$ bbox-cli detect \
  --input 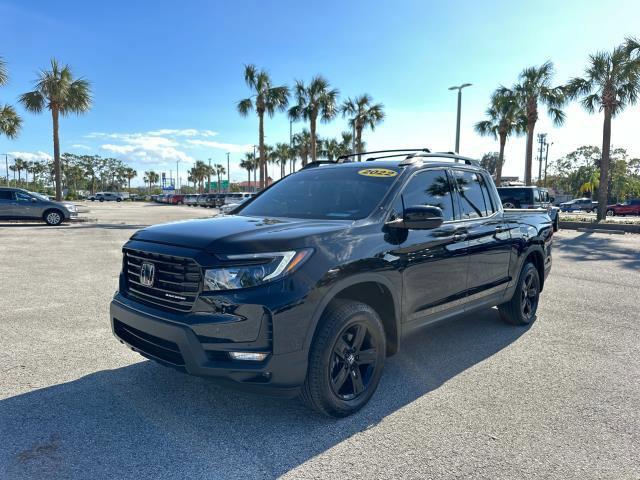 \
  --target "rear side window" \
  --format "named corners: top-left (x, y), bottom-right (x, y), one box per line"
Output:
top-left (0, 191), bottom-right (13, 200)
top-left (451, 170), bottom-right (491, 218)
top-left (401, 169), bottom-right (455, 221)
top-left (497, 188), bottom-right (531, 203)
